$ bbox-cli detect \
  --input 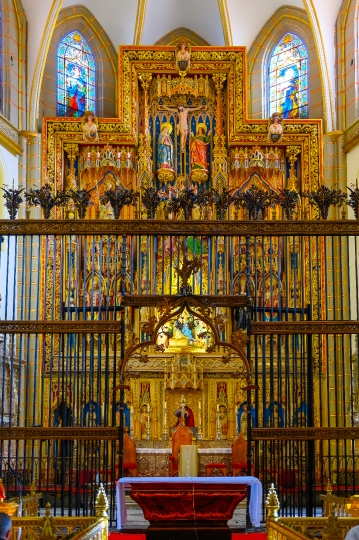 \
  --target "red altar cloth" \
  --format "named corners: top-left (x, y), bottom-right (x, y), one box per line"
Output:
top-left (129, 481), bottom-right (246, 522)
top-left (117, 476), bottom-right (262, 529)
